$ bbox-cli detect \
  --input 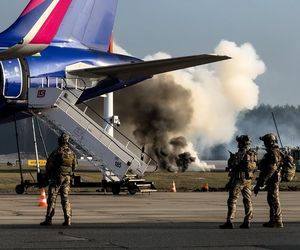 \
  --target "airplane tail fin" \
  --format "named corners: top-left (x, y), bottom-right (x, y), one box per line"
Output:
top-left (53, 0), bottom-right (118, 52)
top-left (0, 0), bottom-right (72, 46)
